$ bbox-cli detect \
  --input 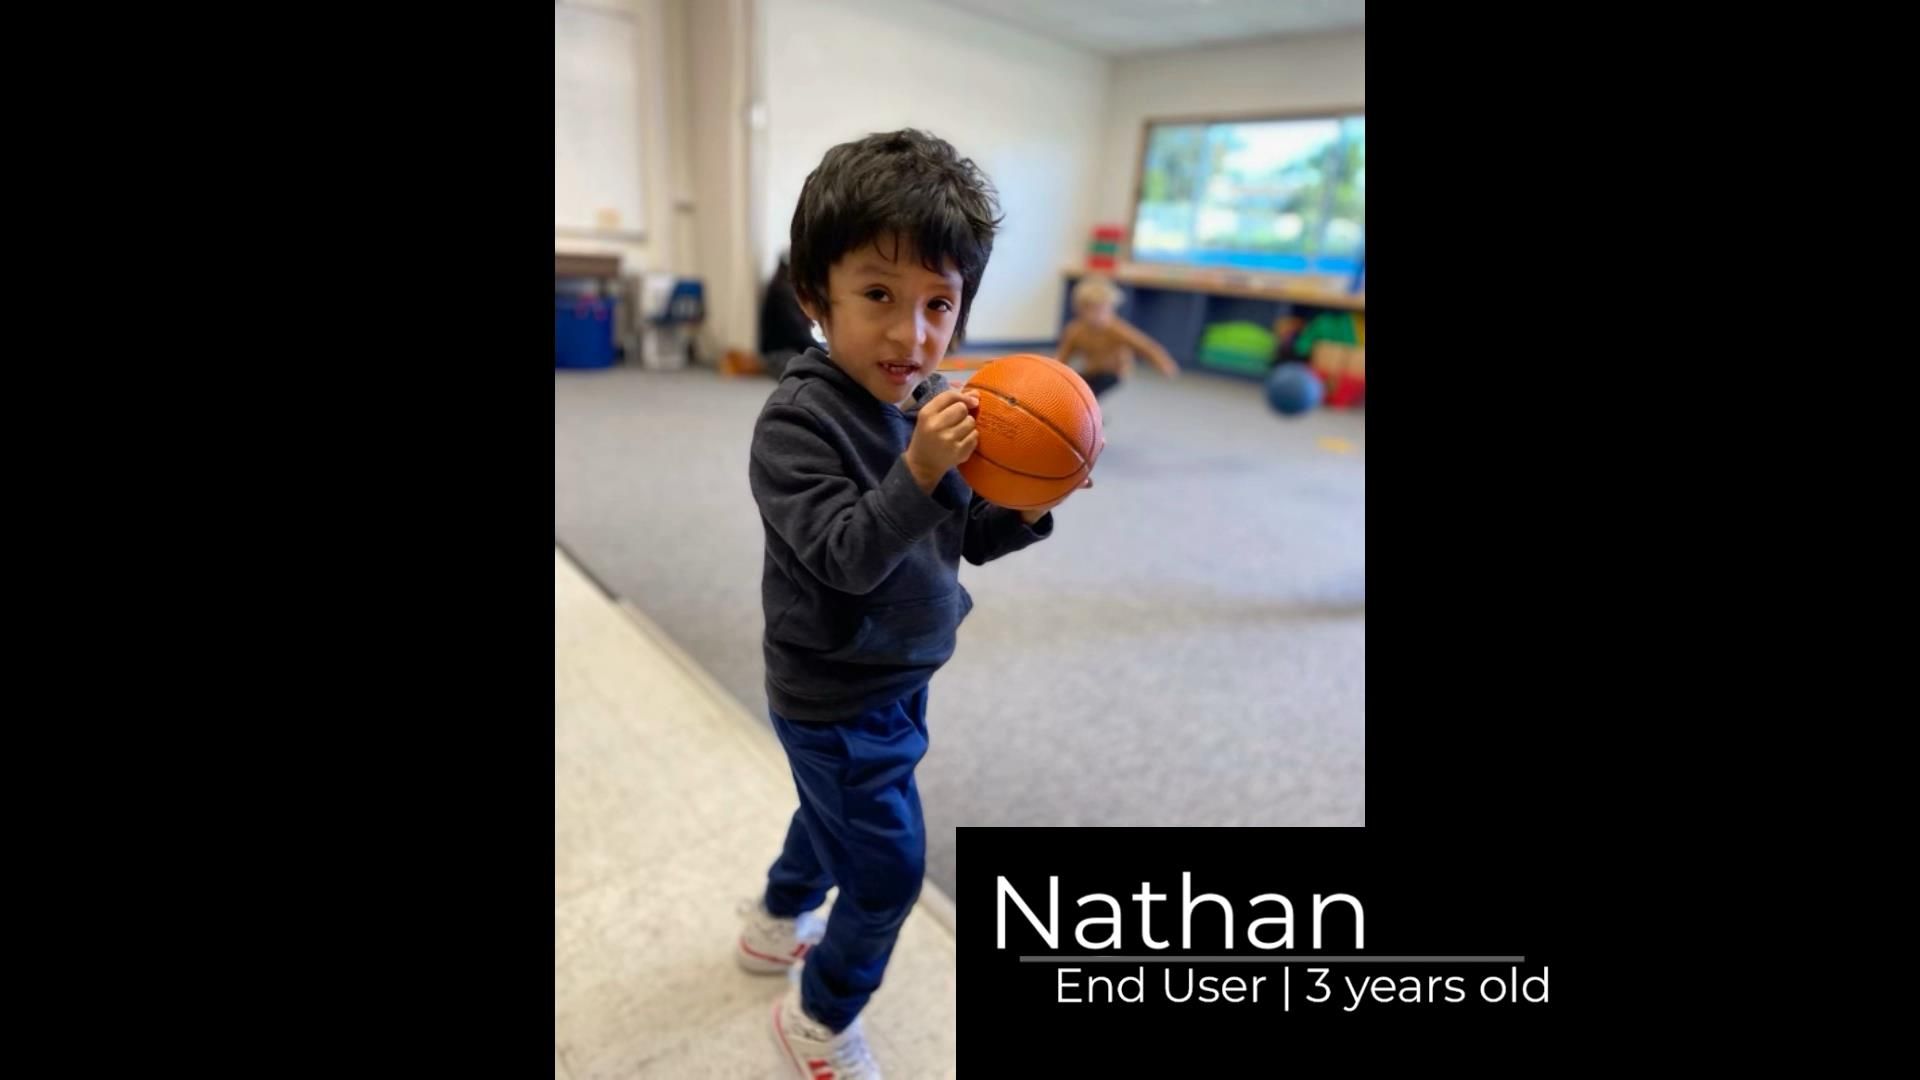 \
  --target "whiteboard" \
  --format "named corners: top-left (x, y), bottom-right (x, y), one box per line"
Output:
top-left (555, 2), bottom-right (646, 238)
